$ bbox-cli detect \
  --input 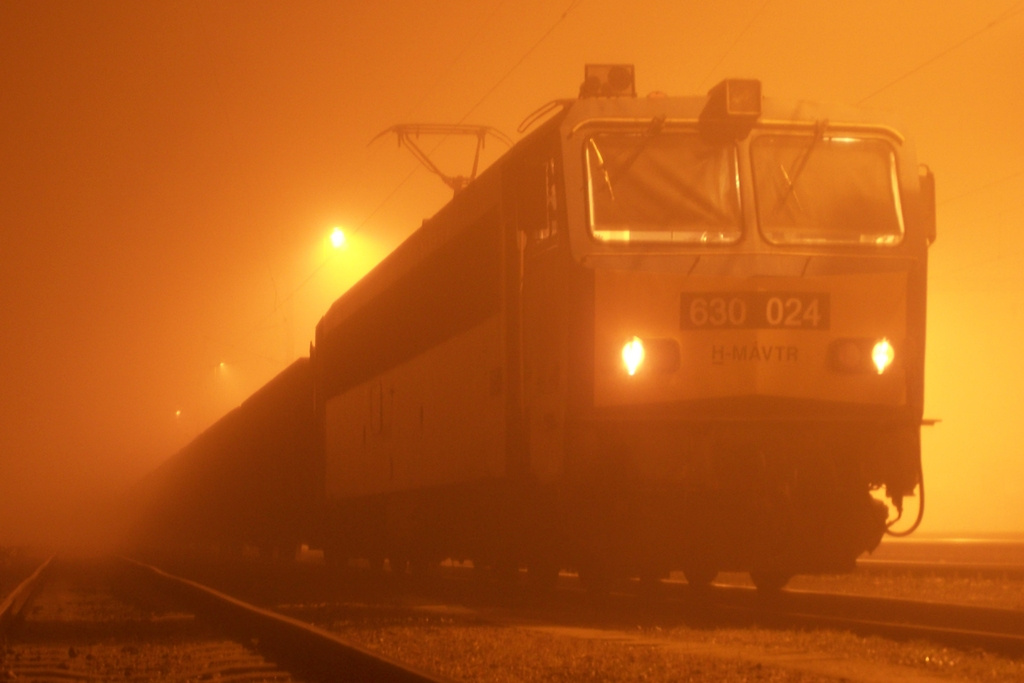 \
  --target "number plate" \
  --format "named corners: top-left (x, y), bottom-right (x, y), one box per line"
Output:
top-left (680, 292), bottom-right (830, 330)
